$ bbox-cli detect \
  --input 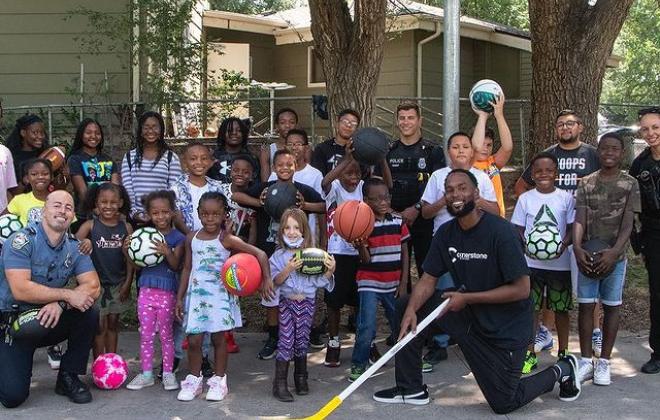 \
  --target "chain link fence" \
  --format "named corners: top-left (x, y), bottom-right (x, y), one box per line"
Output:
top-left (0, 96), bottom-right (649, 165)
